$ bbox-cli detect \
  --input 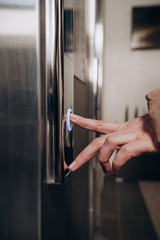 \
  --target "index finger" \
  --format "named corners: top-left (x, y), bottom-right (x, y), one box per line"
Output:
top-left (70, 114), bottom-right (118, 134)
top-left (69, 135), bottom-right (106, 171)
